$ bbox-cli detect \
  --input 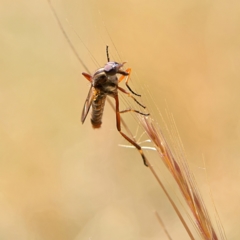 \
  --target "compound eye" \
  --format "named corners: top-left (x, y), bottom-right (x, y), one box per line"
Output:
top-left (104, 62), bottom-right (118, 74)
